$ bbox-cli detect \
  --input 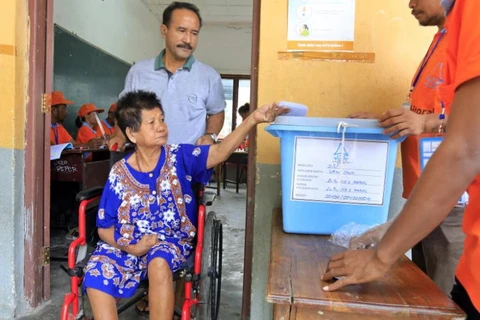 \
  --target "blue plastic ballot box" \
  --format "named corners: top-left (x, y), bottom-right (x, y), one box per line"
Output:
top-left (265, 116), bottom-right (404, 235)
